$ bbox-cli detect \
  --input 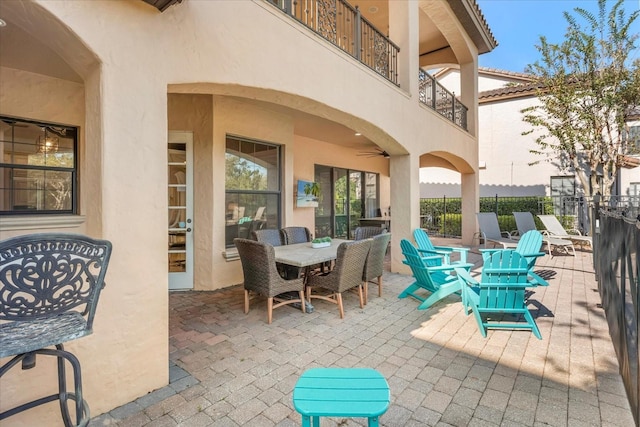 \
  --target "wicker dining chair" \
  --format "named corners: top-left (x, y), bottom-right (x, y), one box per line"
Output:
top-left (234, 238), bottom-right (305, 324)
top-left (280, 226), bottom-right (312, 245)
top-left (362, 232), bottom-right (391, 303)
top-left (354, 226), bottom-right (384, 241)
top-left (306, 239), bottom-right (372, 318)
top-left (281, 226), bottom-right (323, 278)
top-left (251, 228), bottom-right (287, 277)
top-left (251, 229), bottom-right (283, 246)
